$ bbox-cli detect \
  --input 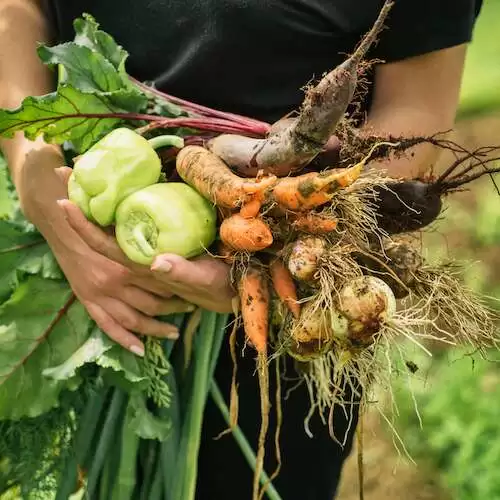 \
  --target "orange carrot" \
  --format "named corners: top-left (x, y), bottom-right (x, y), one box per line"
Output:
top-left (272, 163), bottom-right (362, 211)
top-left (238, 266), bottom-right (270, 354)
top-left (240, 196), bottom-right (264, 218)
top-left (220, 214), bottom-right (273, 252)
top-left (291, 212), bottom-right (338, 234)
top-left (176, 145), bottom-right (276, 210)
top-left (269, 259), bottom-right (301, 319)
